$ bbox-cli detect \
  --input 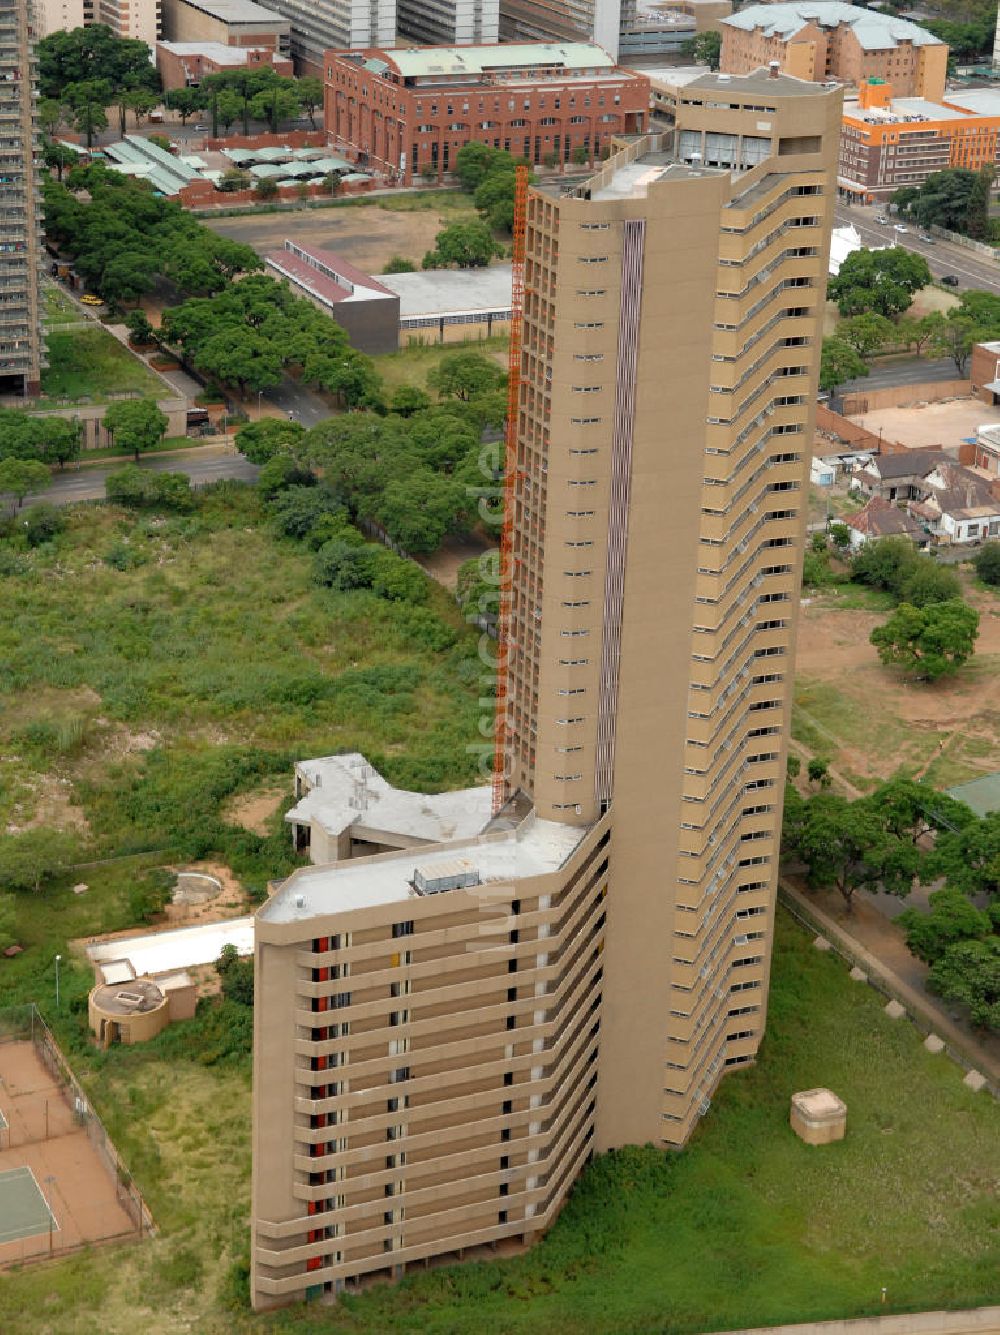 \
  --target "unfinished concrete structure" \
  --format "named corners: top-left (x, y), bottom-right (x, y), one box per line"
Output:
top-left (252, 68), bottom-right (839, 1309)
